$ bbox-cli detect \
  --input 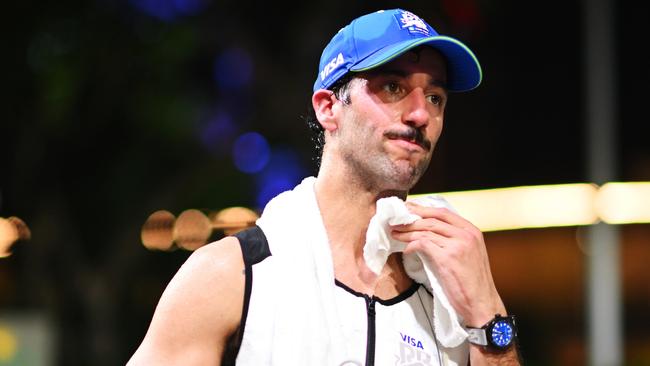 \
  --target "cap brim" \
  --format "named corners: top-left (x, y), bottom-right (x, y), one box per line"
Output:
top-left (350, 36), bottom-right (482, 92)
